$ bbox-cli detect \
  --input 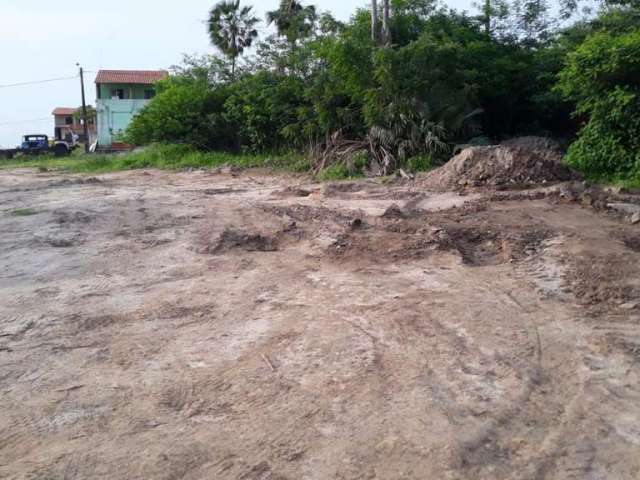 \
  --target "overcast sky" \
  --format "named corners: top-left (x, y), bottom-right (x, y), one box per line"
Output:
top-left (0, 0), bottom-right (473, 147)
